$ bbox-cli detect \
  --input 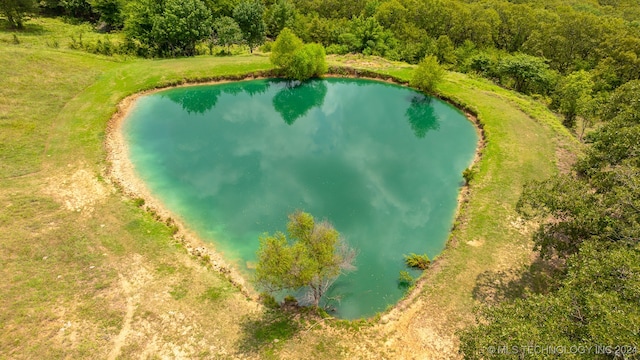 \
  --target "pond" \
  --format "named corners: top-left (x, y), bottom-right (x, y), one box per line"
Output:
top-left (123, 78), bottom-right (478, 319)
